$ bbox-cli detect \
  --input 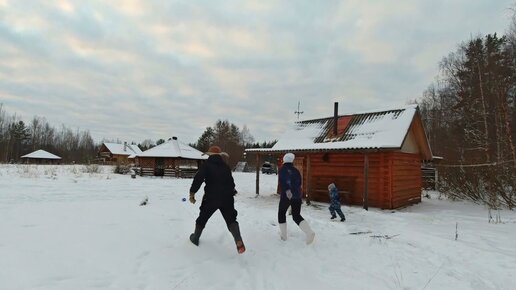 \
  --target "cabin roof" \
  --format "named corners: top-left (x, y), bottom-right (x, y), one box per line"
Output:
top-left (21, 149), bottom-right (61, 159)
top-left (247, 104), bottom-right (432, 160)
top-left (137, 137), bottom-right (208, 160)
top-left (103, 143), bottom-right (142, 156)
